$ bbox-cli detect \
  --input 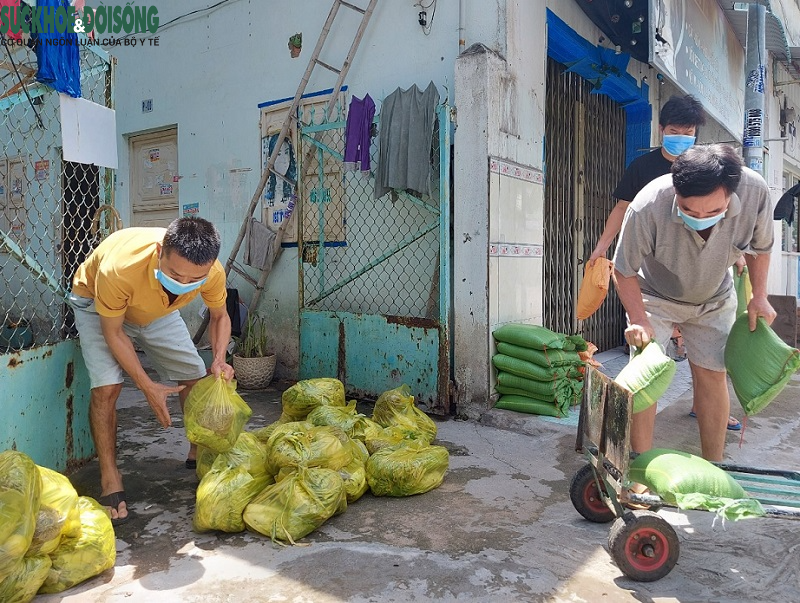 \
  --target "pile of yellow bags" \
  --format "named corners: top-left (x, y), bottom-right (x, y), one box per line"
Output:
top-left (187, 377), bottom-right (449, 544)
top-left (0, 450), bottom-right (115, 602)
